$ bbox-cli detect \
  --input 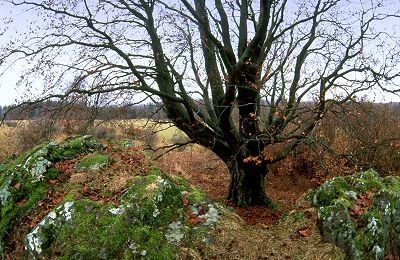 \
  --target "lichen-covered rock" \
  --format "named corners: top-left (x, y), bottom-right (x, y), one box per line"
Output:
top-left (309, 169), bottom-right (400, 259)
top-left (0, 135), bottom-right (103, 258)
top-left (23, 171), bottom-right (220, 259)
top-left (25, 201), bottom-right (75, 258)
top-left (75, 153), bottom-right (111, 170)
top-left (121, 171), bottom-right (184, 226)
